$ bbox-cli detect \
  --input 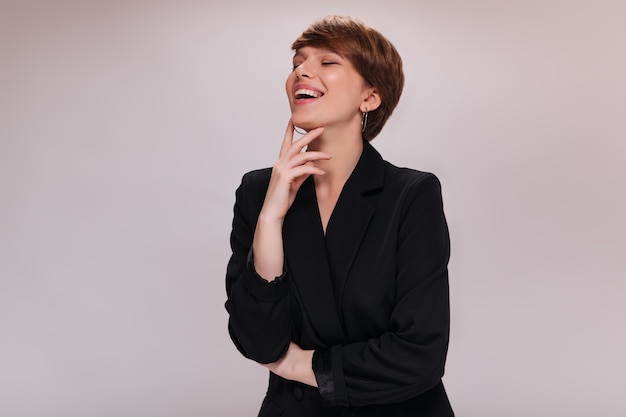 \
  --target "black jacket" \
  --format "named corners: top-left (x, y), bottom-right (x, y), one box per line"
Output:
top-left (225, 141), bottom-right (454, 416)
